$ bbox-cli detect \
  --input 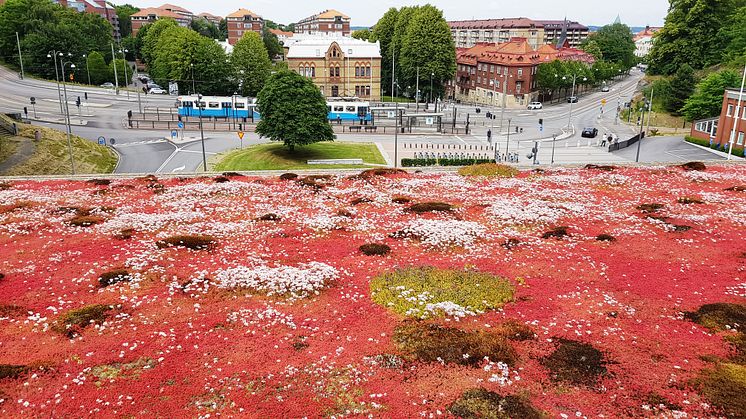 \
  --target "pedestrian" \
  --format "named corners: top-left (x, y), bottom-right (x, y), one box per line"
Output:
top-left (337, 115), bottom-right (342, 125)
top-left (601, 137), bottom-right (607, 147)
top-left (487, 129), bottom-right (492, 143)
top-left (607, 134), bottom-right (613, 145)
